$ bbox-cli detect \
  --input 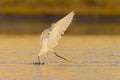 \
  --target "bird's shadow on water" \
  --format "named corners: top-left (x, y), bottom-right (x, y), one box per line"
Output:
top-left (0, 61), bottom-right (45, 66)
top-left (1, 61), bottom-right (120, 66)
top-left (0, 61), bottom-right (84, 66)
